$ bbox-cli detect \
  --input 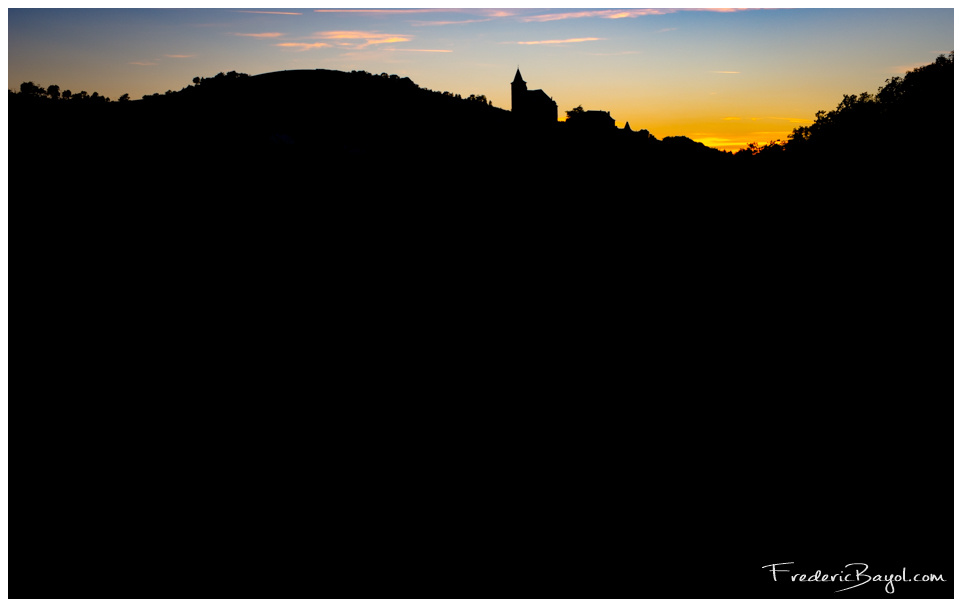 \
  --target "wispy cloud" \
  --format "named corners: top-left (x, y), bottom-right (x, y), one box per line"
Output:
top-left (385, 48), bottom-right (453, 53)
top-left (411, 18), bottom-right (493, 26)
top-left (233, 11), bottom-right (302, 16)
top-left (128, 61), bottom-right (158, 66)
top-left (516, 37), bottom-right (604, 45)
top-left (521, 8), bottom-right (773, 22)
top-left (275, 42), bottom-right (332, 51)
top-left (313, 30), bottom-right (412, 49)
top-left (314, 8), bottom-right (516, 17)
top-left (690, 136), bottom-right (747, 151)
top-left (657, 28), bottom-right (678, 33)
top-left (409, 8), bottom-right (519, 25)
top-left (520, 9), bottom-right (663, 22)
top-left (767, 117), bottom-right (811, 124)
top-left (232, 32), bottom-right (285, 38)
top-left (888, 62), bottom-right (931, 74)
top-left (484, 10), bottom-right (517, 18)
top-left (314, 9), bottom-right (444, 15)
top-left (164, 54), bottom-right (195, 59)
top-left (589, 51), bottom-right (640, 56)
